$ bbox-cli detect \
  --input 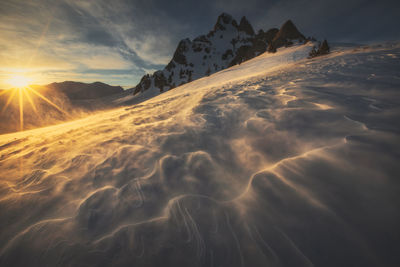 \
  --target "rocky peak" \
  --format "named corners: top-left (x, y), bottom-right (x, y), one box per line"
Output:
top-left (133, 14), bottom-right (317, 97)
top-left (172, 38), bottom-right (191, 65)
top-left (256, 28), bottom-right (279, 43)
top-left (238, 16), bottom-right (255, 35)
top-left (309, 39), bottom-right (330, 58)
top-left (268, 19), bottom-right (306, 52)
top-left (276, 20), bottom-right (305, 40)
top-left (213, 13), bottom-right (237, 31)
